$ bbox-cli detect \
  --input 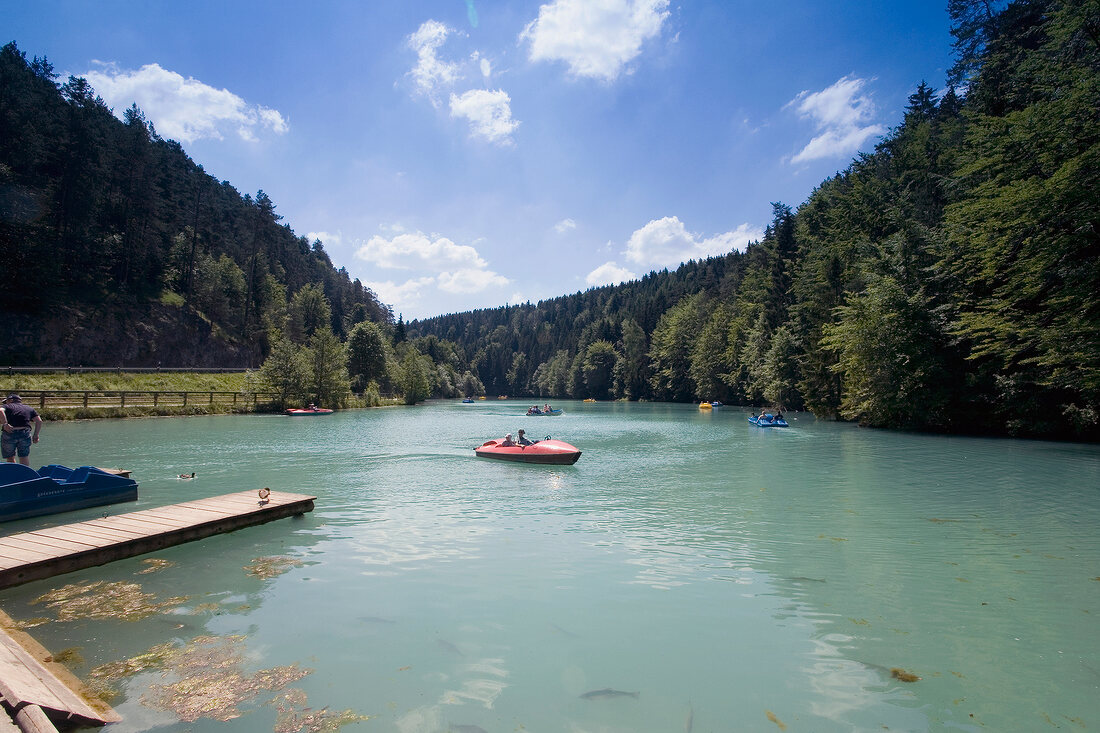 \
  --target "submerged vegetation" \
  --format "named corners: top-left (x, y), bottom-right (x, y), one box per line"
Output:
top-left (32, 581), bottom-right (189, 622)
top-left (86, 635), bottom-right (368, 728)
